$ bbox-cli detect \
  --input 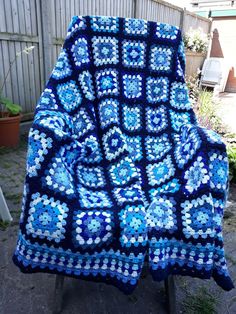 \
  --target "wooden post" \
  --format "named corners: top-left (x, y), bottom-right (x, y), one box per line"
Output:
top-left (165, 275), bottom-right (177, 314)
top-left (53, 275), bottom-right (65, 314)
top-left (179, 7), bottom-right (186, 33)
top-left (206, 17), bottom-right (213, 60)
top-left (40, 0), bottom-right (53, 82)
top-left (133, 0), bottom-right (138, 18)
top-left (35, 0), bottom-right (45, 90)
